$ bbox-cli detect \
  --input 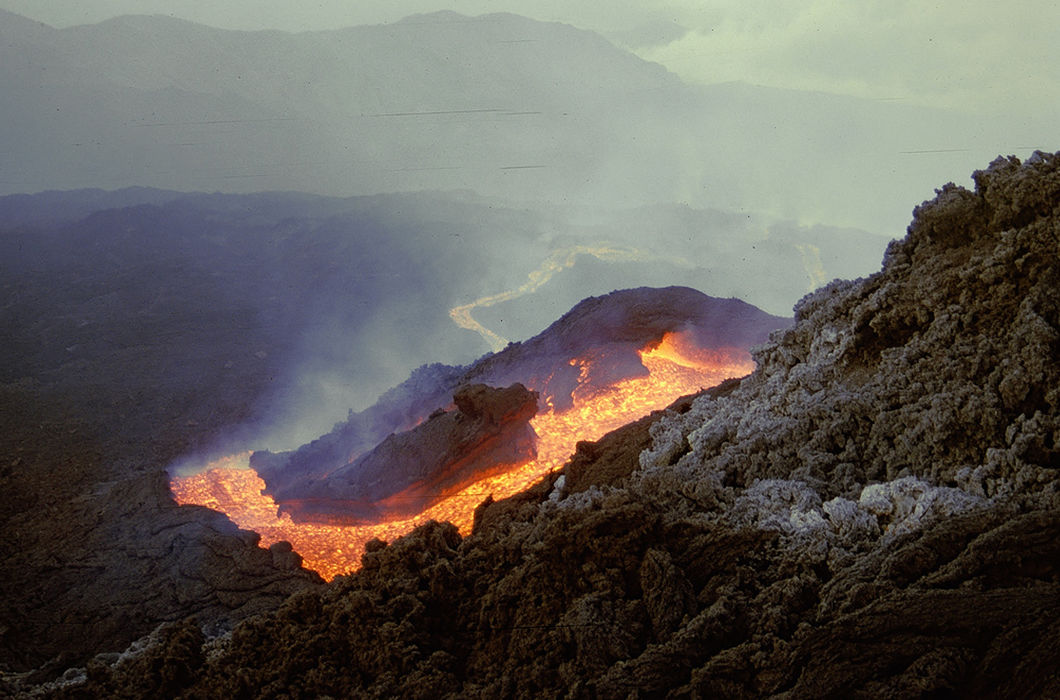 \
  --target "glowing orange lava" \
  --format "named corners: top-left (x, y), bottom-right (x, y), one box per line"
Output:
top-left (169, 332), bottom-right (753, 580)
